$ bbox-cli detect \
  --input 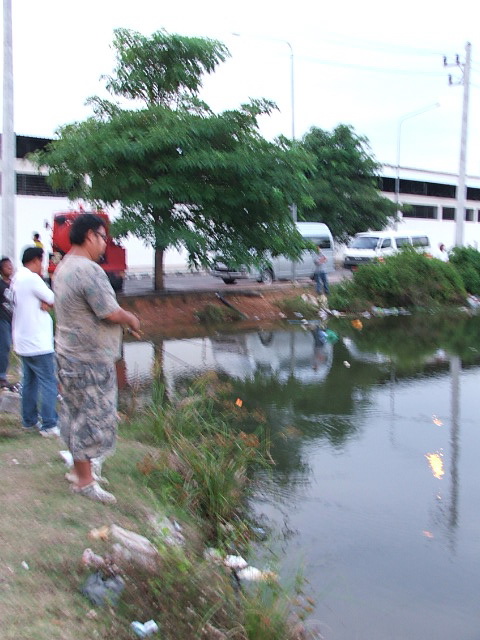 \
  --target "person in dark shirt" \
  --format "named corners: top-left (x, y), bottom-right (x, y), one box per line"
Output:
top-left (0, 257), bottom-right (14, 388)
